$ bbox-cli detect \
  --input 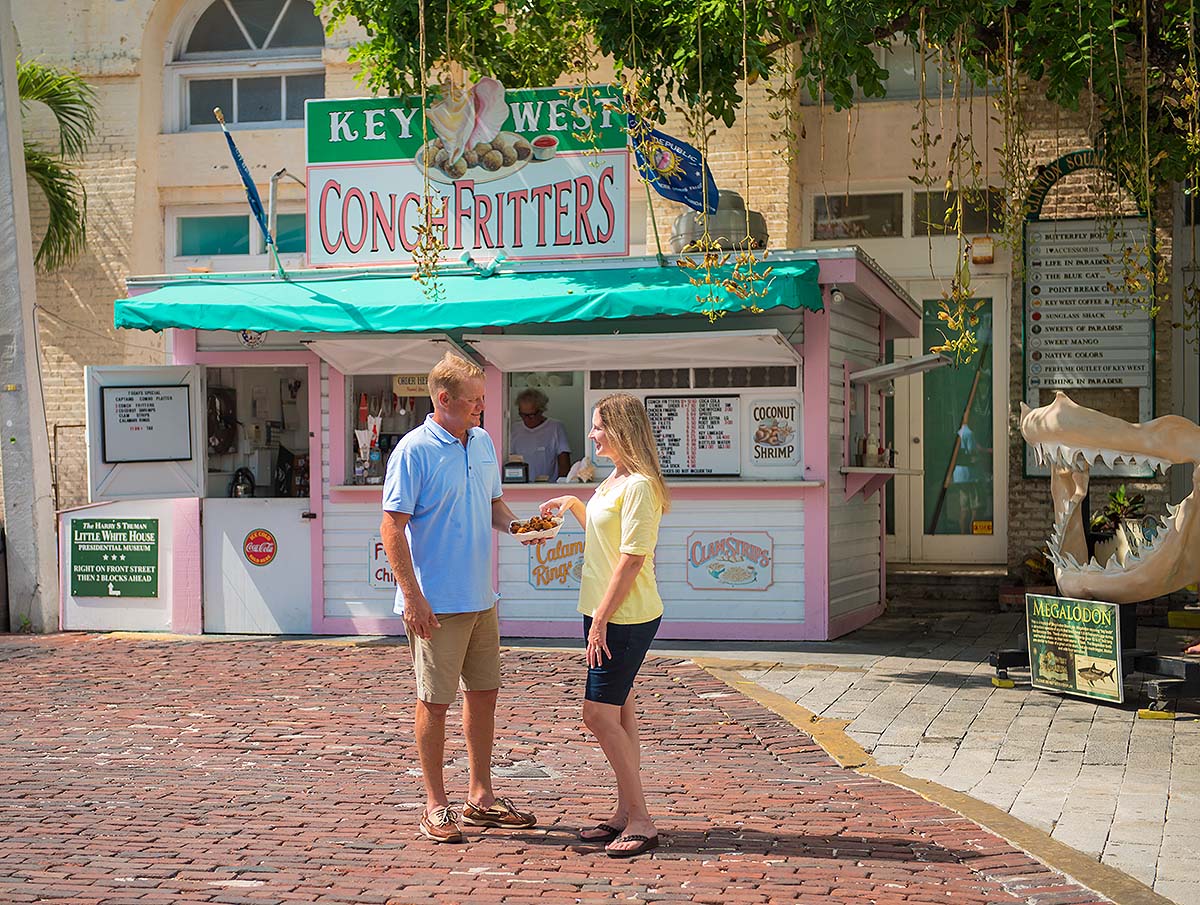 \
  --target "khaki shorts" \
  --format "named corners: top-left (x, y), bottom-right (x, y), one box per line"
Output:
top-left (409, 604), bottom-right (501, 704)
